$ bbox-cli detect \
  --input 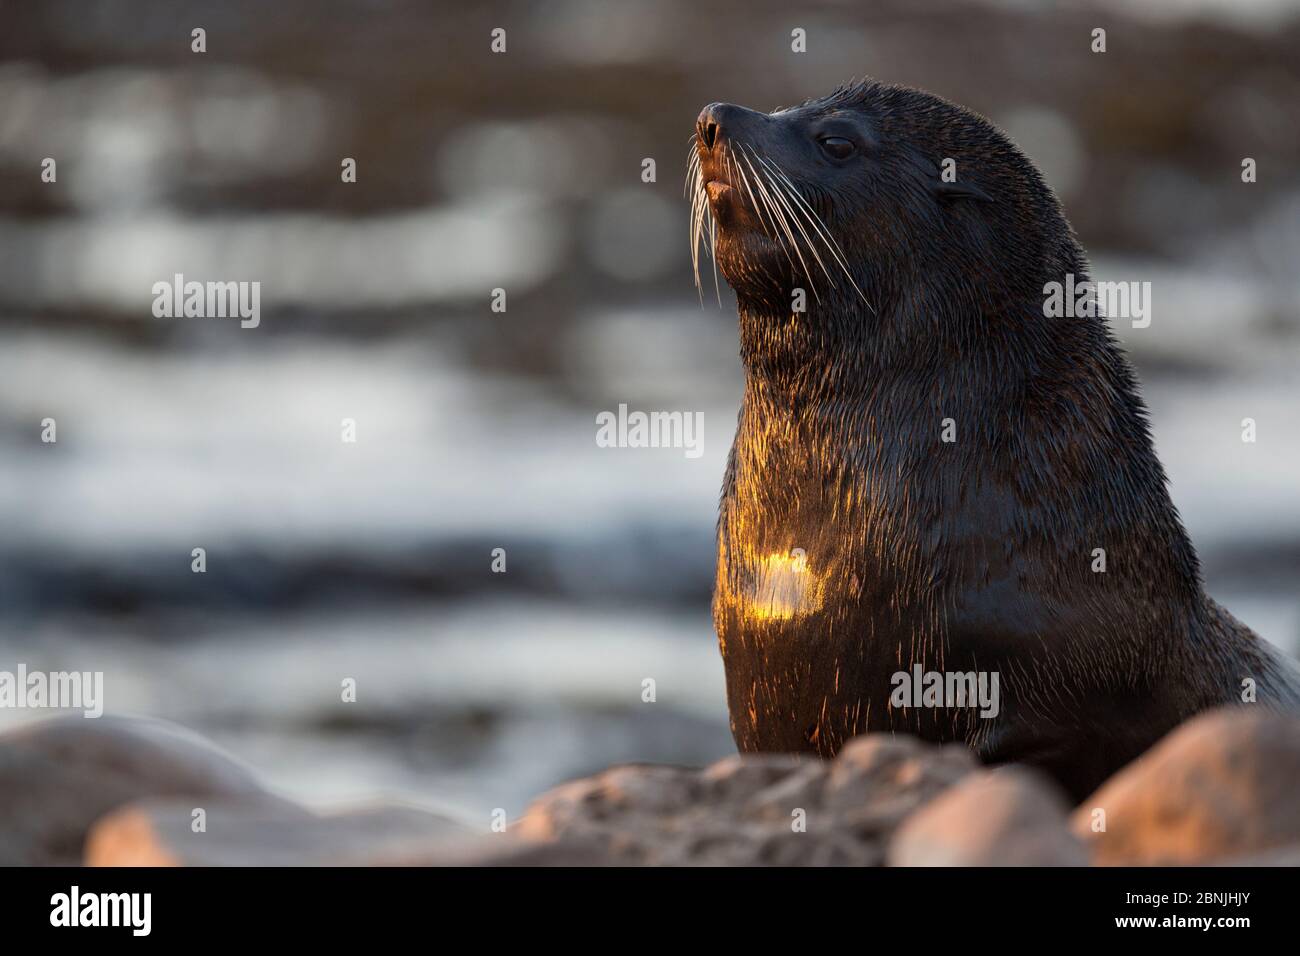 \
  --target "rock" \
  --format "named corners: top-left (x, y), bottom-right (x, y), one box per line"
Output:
top-left (750, 762), bottom-right (832, 816)
top-left (517, 733), bottom-right (976, 865)
top-left (1072, 707), bottom-right (1300, 865)
top-left (826, 736), bottom-right (975, 829)
top-left (0, 715), bottom-right (285, 865)
top-left (86, 800), bottom-right (478, 866)
top-left (888, 766), bottom-right (1086, 866)
top-left (699, 753), bottom-right (806, 797)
